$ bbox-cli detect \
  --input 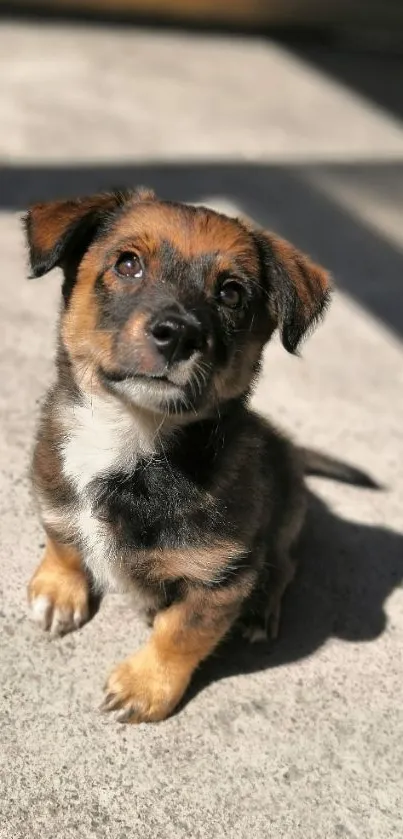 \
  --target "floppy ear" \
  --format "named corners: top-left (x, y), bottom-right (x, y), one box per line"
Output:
top-left (255, 231), bottom-right (331, 353)
top-left (23, 187), bottom-right (155, 278)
